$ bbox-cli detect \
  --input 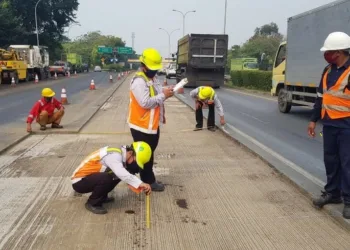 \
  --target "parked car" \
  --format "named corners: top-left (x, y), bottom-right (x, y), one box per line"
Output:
top-left (165, 63), bottom-right (176, 79)
top-left (94, 66), bottom-right (102, 72)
